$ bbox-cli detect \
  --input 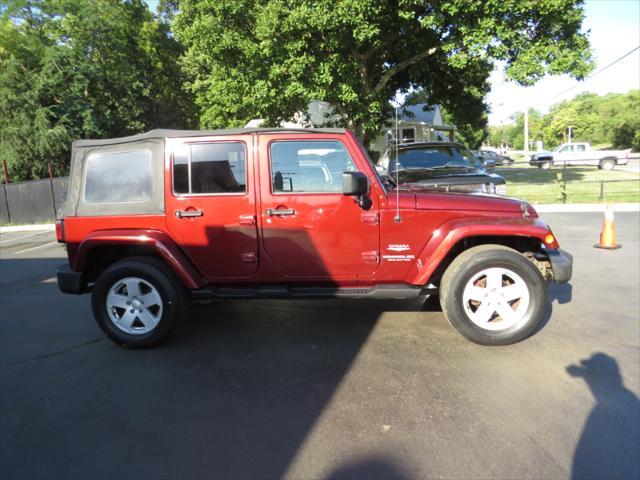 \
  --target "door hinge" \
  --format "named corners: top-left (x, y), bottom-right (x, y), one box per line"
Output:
top-left (241, 252), bottom-right (257, 263)
top-left (361, 251), bottom-right (379, 264)
top-left (239, 214), bottom-right (256, 226)
top-left (362, 212), bottom-right (379, 224)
